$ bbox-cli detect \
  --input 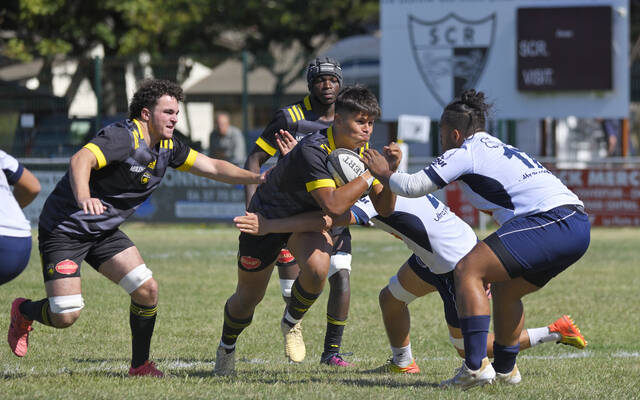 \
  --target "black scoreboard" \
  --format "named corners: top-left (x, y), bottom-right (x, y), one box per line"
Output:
top-left (517, 6), bottom-right (612, 91)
